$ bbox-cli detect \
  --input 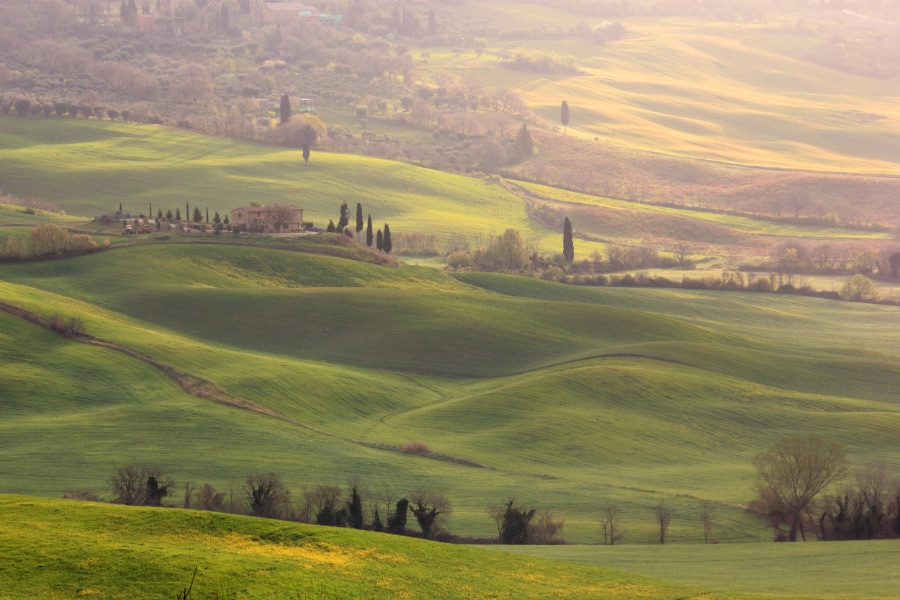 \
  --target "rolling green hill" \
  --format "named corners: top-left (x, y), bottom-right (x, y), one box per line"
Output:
top-left (0, 495), bottom-right (698, 600)
top-left (4, 118), bottom-right (896, 277)
top-left (1, 243), bottom-right (898, 545)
